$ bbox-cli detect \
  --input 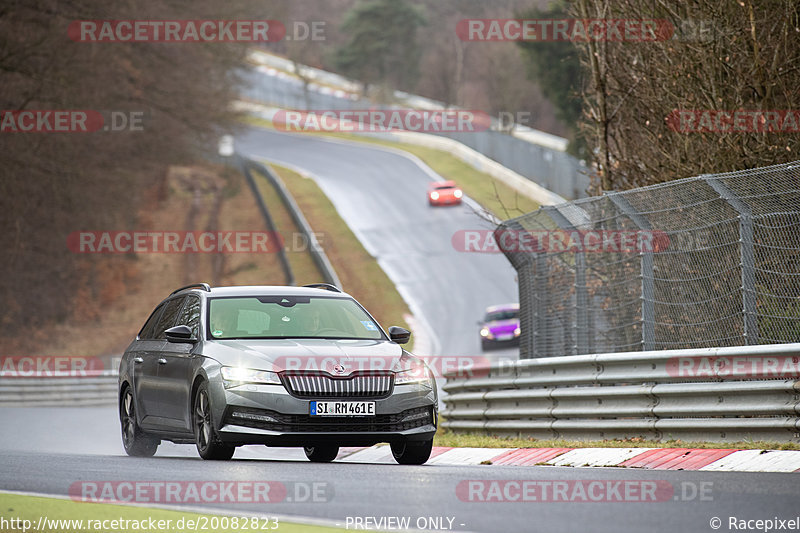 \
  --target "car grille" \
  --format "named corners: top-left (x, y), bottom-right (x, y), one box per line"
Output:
top-left (225, 406), bottom-right (433, 433)
top-left (281, 372), bottom-right (393, 399)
